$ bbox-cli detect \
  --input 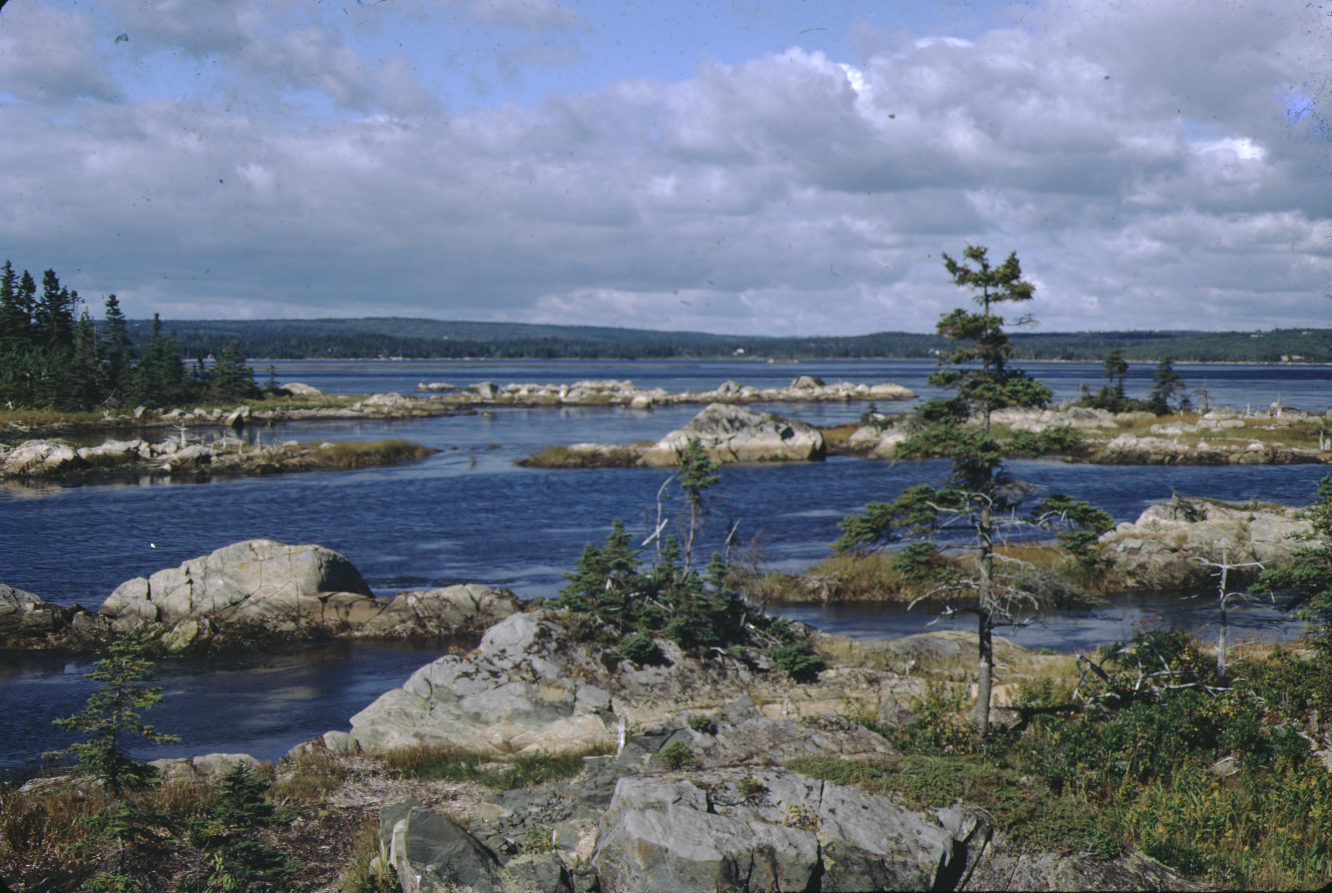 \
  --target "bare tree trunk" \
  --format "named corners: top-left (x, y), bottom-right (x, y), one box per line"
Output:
top-left (974, 501), bottom-right (994, 736)
top-left (1216, 554), bottom-right (1230, 680)
top-left (1217, 559), bottom-right (1228, 680)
